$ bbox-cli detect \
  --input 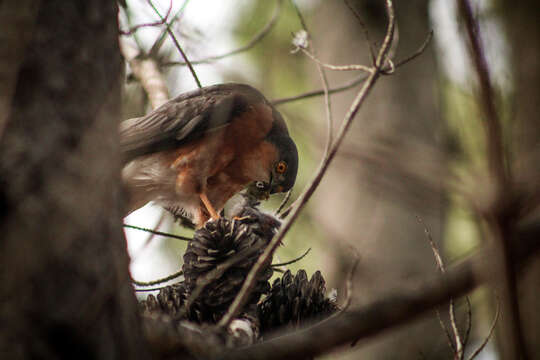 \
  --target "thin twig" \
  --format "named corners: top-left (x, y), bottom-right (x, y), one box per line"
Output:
top-left (468, 298), bottom-right (500, 360)
top-left (123, 224), bottom-right (192, 241)
top-left (274, 189), bottom-right (292, 216)
top-left (417, 215), bottom-right (464, 358)
top-left (147, 0), bottom-right (202, 89)
top-left (217, 0), bottom-right (397, 330)
top-left (139, 212), bottom-right (166, 251)
top-left (341, 250), bottom-right (360, 312)
top-left (132, 269), bottom-right (184, 287)
top-left (120, 0), bottom-right (173, 35)
top-left (343, 0), bottom-right (376, 63)
top-left (291, 0), bottom-right (334, 209)
top-left (437, 310), bottom-right (458, 355)
top-left (163, 0), bottom-right (283, 67)
top-left (271, 74), bottom-right (368, 106)
top-left (462, 297), bottom-right (473, 354)
top-left (270, 248), bottom-right (311, 267)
